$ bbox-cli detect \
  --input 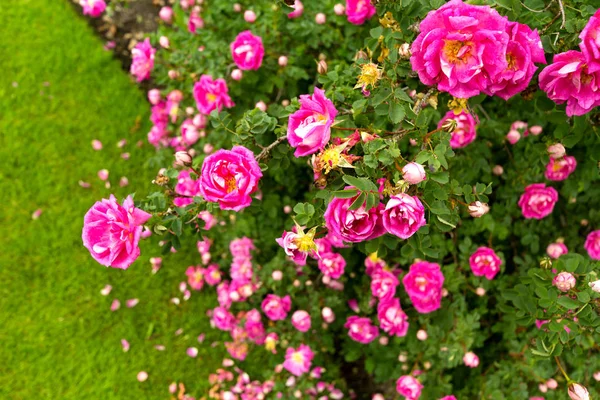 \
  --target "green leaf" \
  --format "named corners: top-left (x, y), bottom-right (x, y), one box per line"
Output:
top-left (556, 296), bottom-right (581, 310)
top-left (342, 175), bottom-right (378, 192)
top-left (333, 189), bottom-right (359, 199)
top-left (349, 192), bottom-right (367, 211)
top-left (389, 102), bottom-right (405, 124)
